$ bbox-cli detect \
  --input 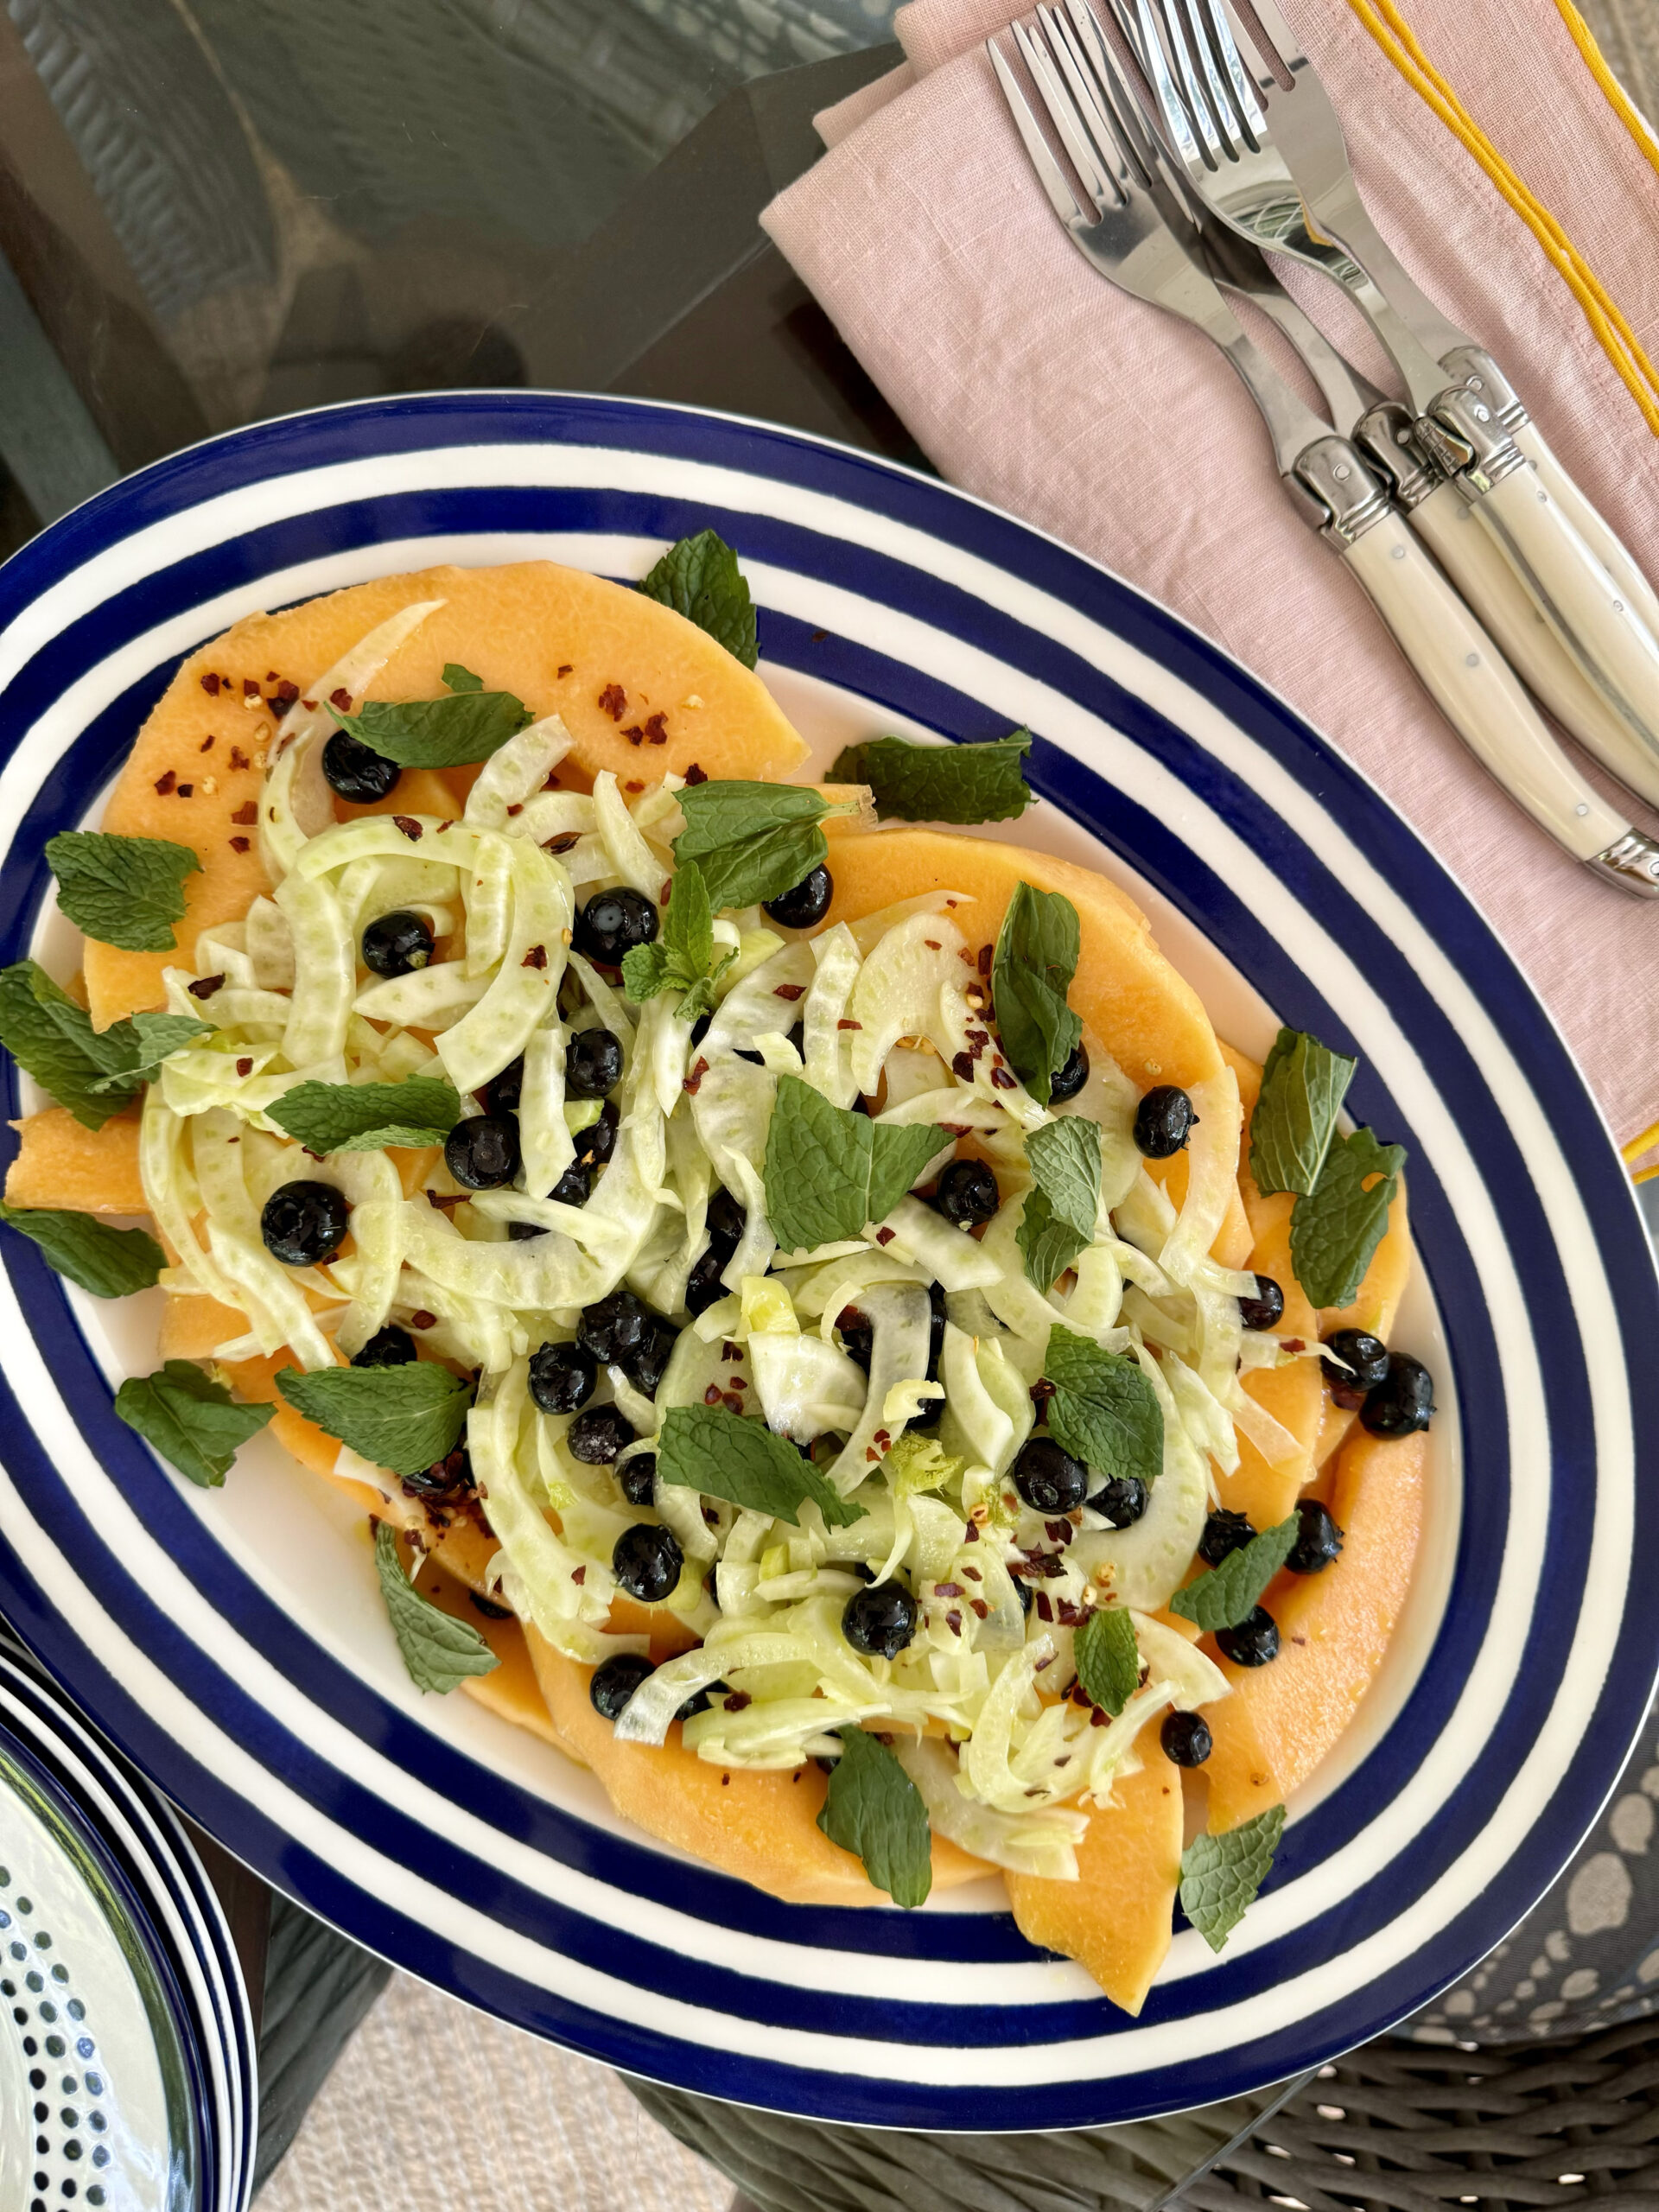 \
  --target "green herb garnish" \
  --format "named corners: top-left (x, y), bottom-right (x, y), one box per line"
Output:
top-left (1018, 1116), bottom-right (1102, 1291)
top-left (1043, 1325), bottom-right (1162, 1490)
top-left (0, 961), bottom-right (207, 1128)
top-left (673, 780), bottom-right (855, 914)
top-left (337, 664), bottom-right (534, 769)
top-left (1073, 1607), bottom-right (1140, 1717)
top-left (45, 830), bottom-right (200, 954)
top-left (1169, 1516), bottom-right (1298, 1632)
top-left (267, 1076), bottom-right (461, 1154)
top-left (826, 731), bottom-right (1033, 823)
top-left (638, 529), bottom-right (758, 669)
top-left (0, 1204), bottom-right (164, 1298)
top-left (276, 1363), bottom-right (474, 1478)
top-left (114, 1360), bottom-right (274, 1488)
top-left (817, 1726), bottom-right (932, 1908)
top-left (658, 1402), bottom-right (867, 1529)
top-left (373, 1520), bottom-right (500, 1694)
top-left (1289, 1126), bottom-right (1405, 1308)
top-left (991, 883), bottom-right (1082, 1107)
top-left (620, 861), bottom-right (734, 1020)
top-left (762, 1074), bottom-right (947, 1254)
top-left (1249, 1027), bottom-right (1357, 1198)
top-left (1179, 1804), bottom-right (1285, 1951)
